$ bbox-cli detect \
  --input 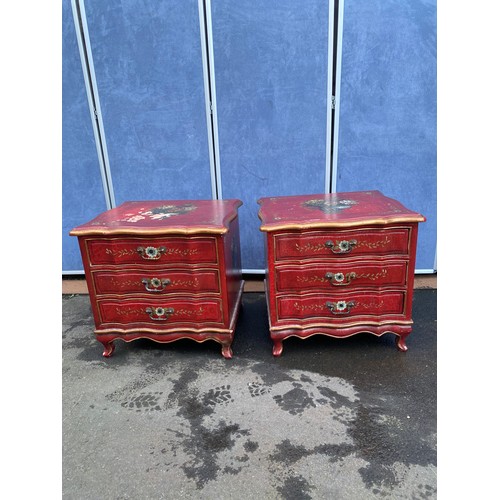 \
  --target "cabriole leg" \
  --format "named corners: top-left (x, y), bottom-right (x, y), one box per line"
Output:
top-left (272, 339), bottom-right (283, 357)
top-left (221, 343), bottom-right (233, 360)
top-left (101, 341), bottom-right (115, 358)
top-left (396, 333), bottom-right (409, 352)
